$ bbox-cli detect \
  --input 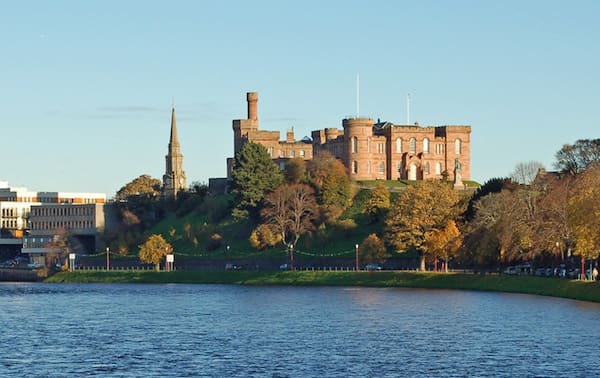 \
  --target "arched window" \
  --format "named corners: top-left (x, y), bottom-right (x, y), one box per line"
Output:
top-left (378, 162), bottom-right (385, 174)
top-left (290, 150), bottom-right (295, 158)
top-left (396, 138), bottom-right (402, 153)
top-left (409, 138), bottom-right (416, 153)
top-left (423, 138), bottom-right (429, 153)
top-left (352, 161), bottom-right (358, 174)
top-left (352, 137), bottom-right (358, 153)
top-left (435, 162), bottom-right (442, 175)
top-left (424, 162), bottom-right (430, 175)
top-left (455, 139), bottom-right (462, 154)
top-left (299, 150), bottom-right (305, 157)
top-left (367, 137), bottom-right (371, 153)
